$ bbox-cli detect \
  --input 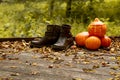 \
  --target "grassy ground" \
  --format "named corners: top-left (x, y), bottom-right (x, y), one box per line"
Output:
top-left (0, 1), bottom-right (120, 37)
